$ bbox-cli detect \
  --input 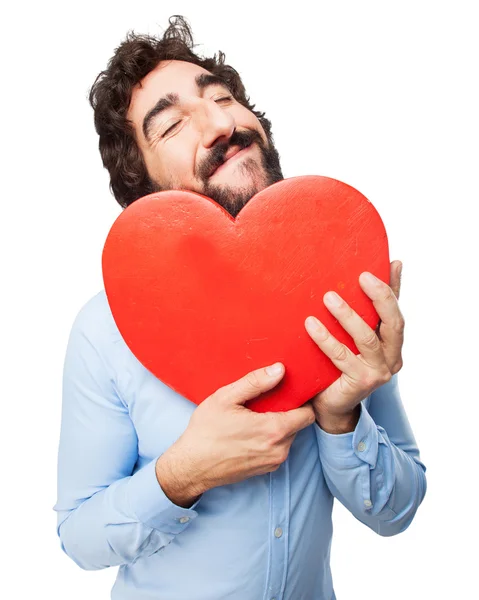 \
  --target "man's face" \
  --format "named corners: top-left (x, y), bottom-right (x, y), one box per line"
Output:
top-left (127, 60), bottom-right (283, 216)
